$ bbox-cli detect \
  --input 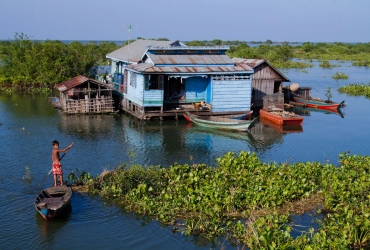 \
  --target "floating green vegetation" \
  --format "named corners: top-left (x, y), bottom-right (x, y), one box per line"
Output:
top-left (338, 83), bottom-right (370, 98)
top-left (300, 69), bottom-right (308, 73)
top-left (332, 72), bottom-right (349, 80)
top-left (68, 168), bottom-right (92, 186)
top-left (353, 60), bottom-right (370, 67)
top-left (22, 166), bottom-right (32, 182)
top-left (226, 42), bottom-right (370, 69)
top-left (70, 151), bottom-right (370, 249)
top-left (319, 60), bottom-right (333, 68)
